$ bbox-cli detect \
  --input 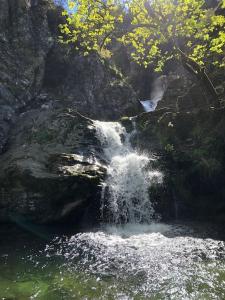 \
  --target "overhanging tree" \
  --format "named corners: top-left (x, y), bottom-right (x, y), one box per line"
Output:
top-left (59, 0), bottom-right (225, 106)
